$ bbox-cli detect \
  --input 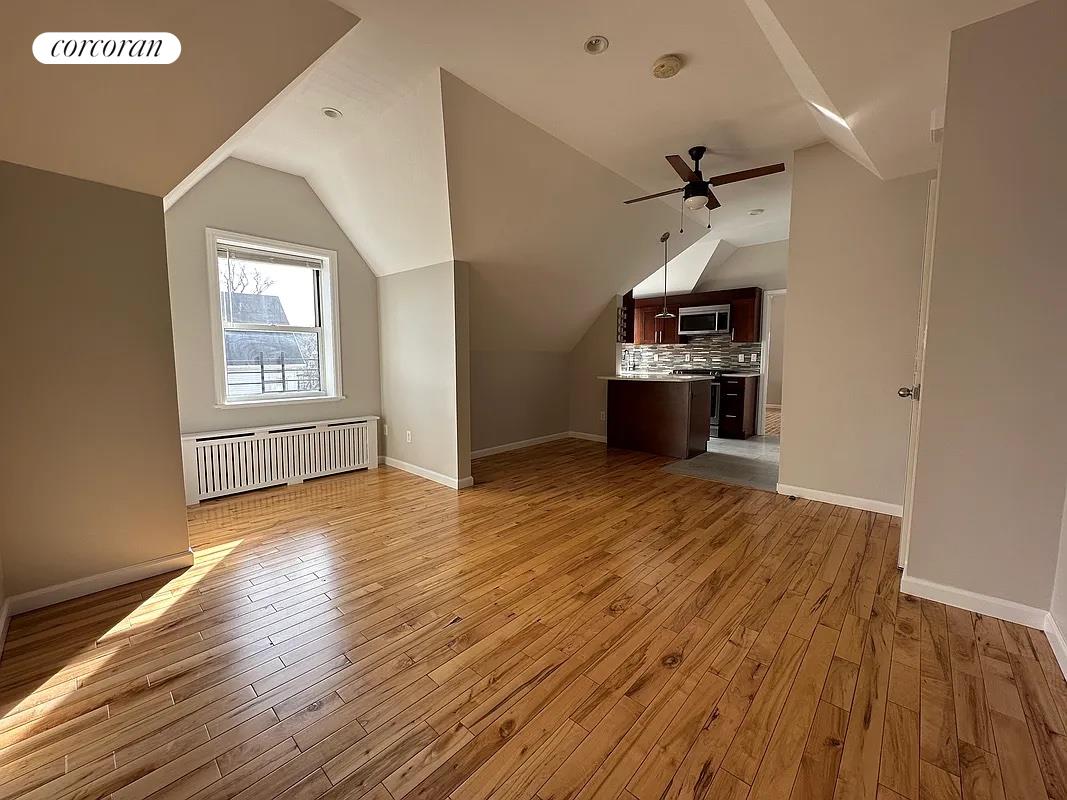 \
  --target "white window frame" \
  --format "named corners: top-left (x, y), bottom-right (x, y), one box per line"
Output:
top-left (205, 228), bottom-right (344, 408)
